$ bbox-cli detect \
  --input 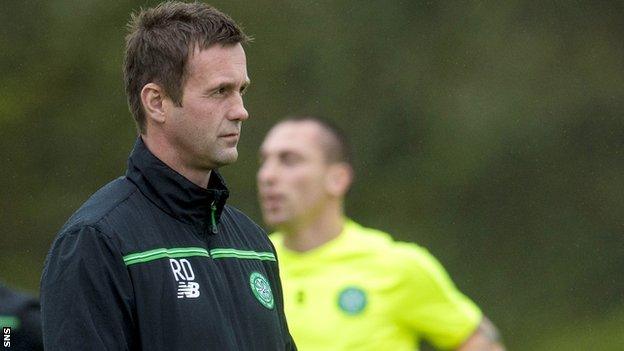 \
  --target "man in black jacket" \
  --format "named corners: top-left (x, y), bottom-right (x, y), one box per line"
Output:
top-left (0, 281), bottom-right (43, 350)
top-left (40, 2), bottom-right (296, 350)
